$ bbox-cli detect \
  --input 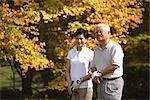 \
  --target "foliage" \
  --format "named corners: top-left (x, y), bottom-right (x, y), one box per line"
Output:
top-left (123, 64), bottom-right (149, 99)
top-left (0, 1), bottom-right (54, 76)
